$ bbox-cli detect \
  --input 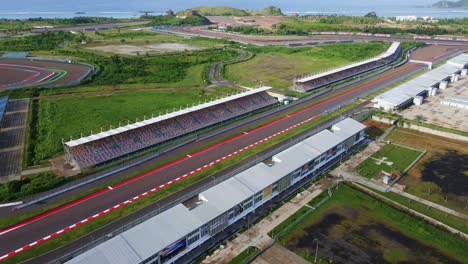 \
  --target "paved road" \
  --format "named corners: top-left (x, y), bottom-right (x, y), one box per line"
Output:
top-left (208, 48), bottom-right (253, 85)
top-left (0, 46), bottom-right (461, 262)
top-left (162, 27), bottom-right (468, 47)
